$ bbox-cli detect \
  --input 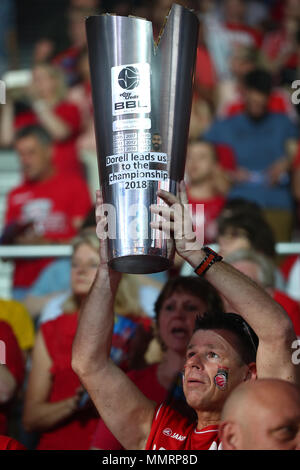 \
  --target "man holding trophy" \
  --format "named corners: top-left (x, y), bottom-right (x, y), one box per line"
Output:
top-left (71, 5), bottom-right (300, 450)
